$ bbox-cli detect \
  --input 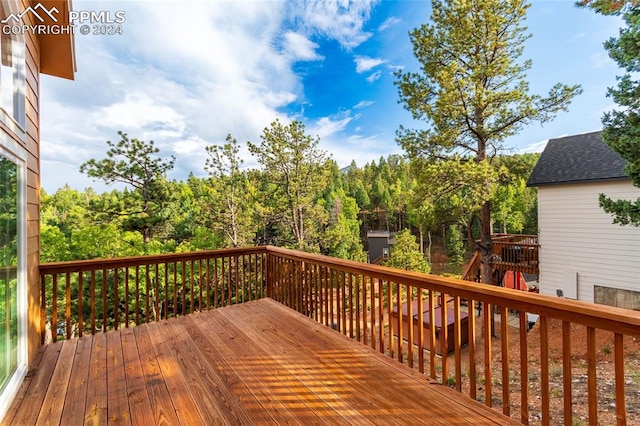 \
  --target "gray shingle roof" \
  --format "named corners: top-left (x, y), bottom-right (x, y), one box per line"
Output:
top-left (526, 131), bottom-right (629, 187)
